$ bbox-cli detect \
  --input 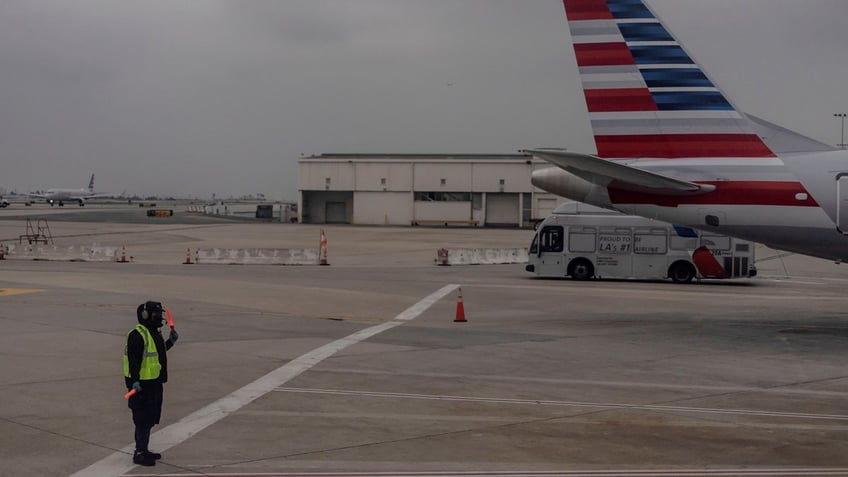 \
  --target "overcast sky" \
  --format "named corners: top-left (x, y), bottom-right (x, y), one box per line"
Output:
top-left (1, 0), bottom-right (846, 200)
